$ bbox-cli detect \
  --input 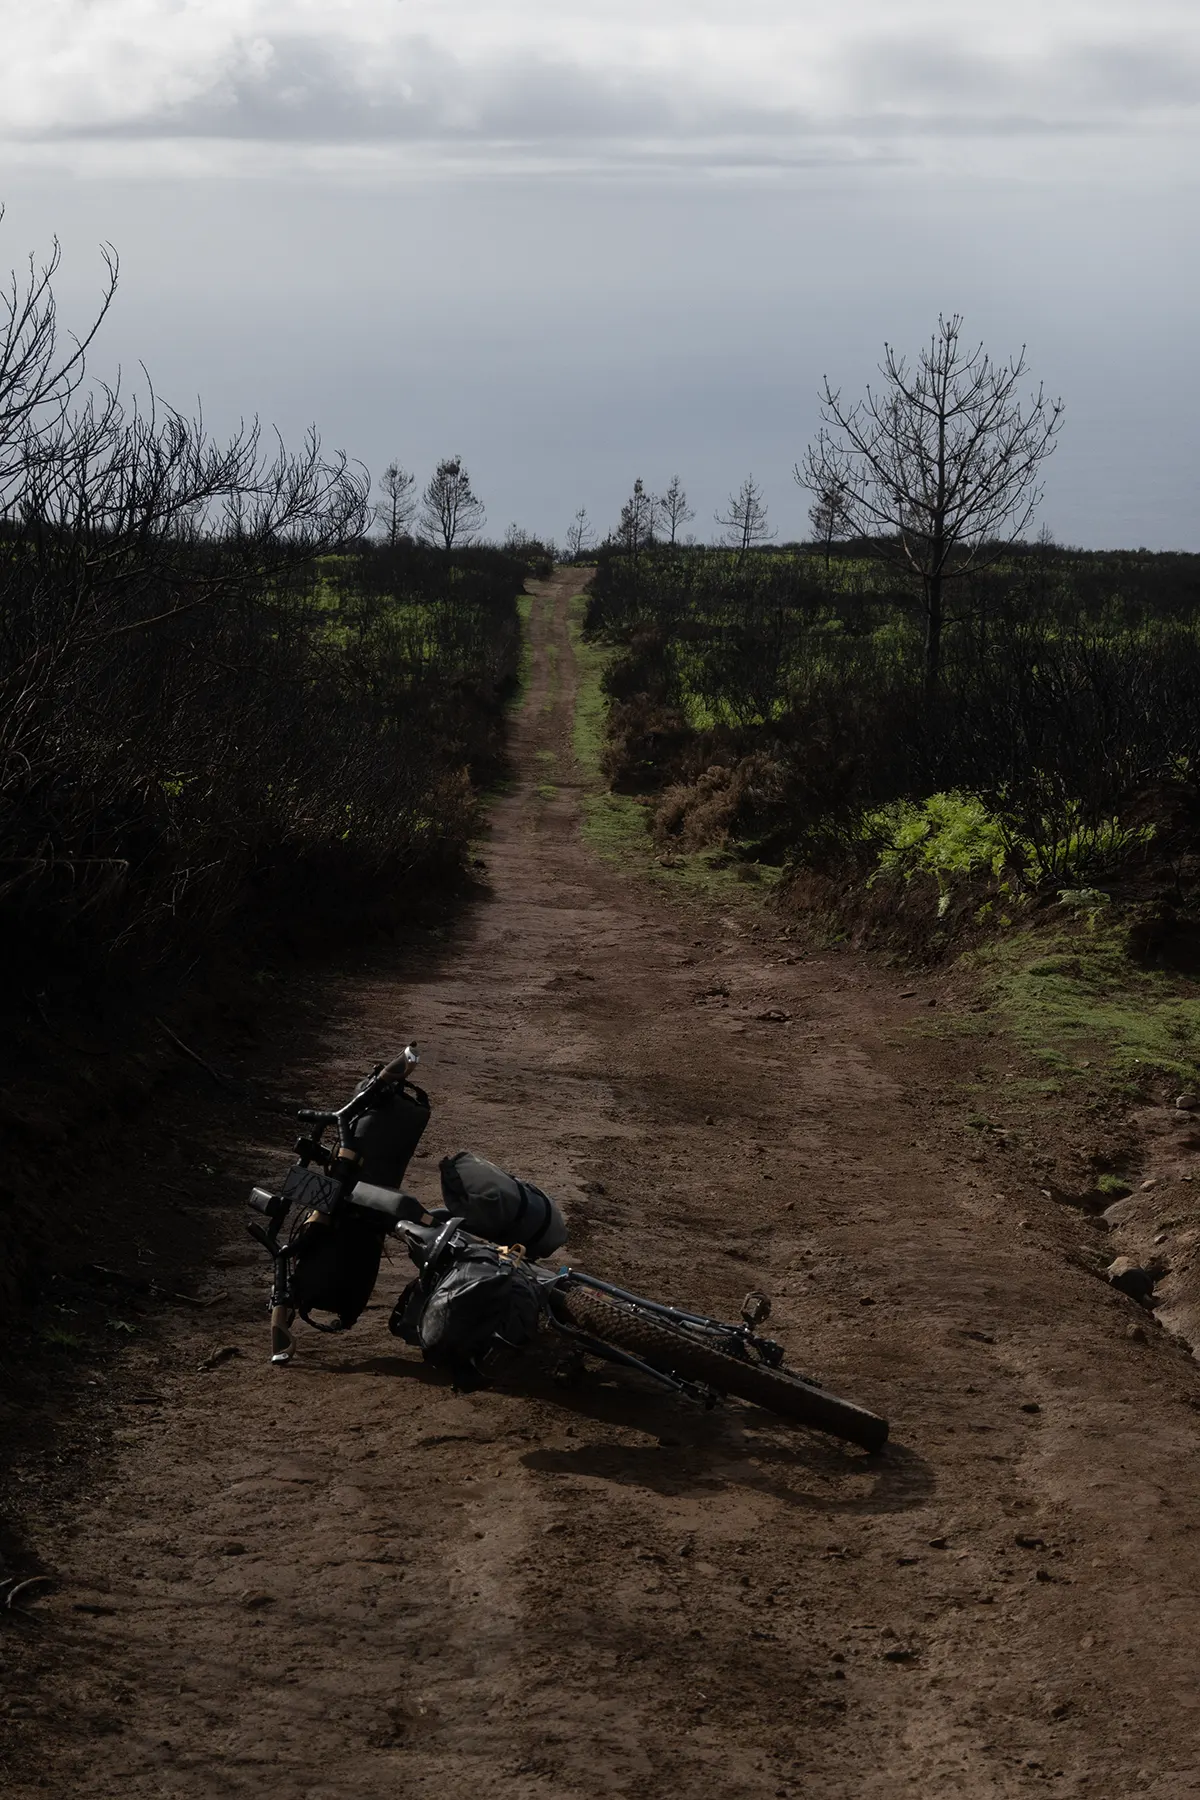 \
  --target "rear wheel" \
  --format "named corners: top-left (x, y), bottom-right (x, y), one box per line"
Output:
top-left (553, 1285), bottom-right (888, 1453)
